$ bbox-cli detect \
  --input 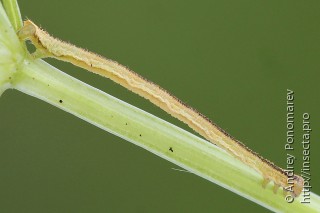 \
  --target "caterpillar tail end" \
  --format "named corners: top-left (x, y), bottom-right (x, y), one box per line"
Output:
top-left (262, 175), bottom-right (304, 198)
top-left (282, 174), bottom-right (304, 198)
top-left (292, 174), bottom-right (304, 197)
